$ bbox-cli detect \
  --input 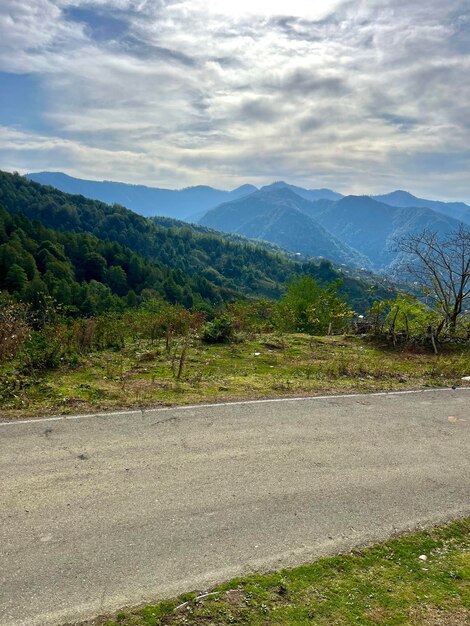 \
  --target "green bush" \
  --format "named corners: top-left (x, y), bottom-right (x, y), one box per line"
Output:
top-left (201, 315), bottom-right (235, 343)
top-left (274, 276), bottom-right (352, 335)
top-left (366, 294), bottom-right (470, 350)
top-left (18, 331), bottom-right (66, 371)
